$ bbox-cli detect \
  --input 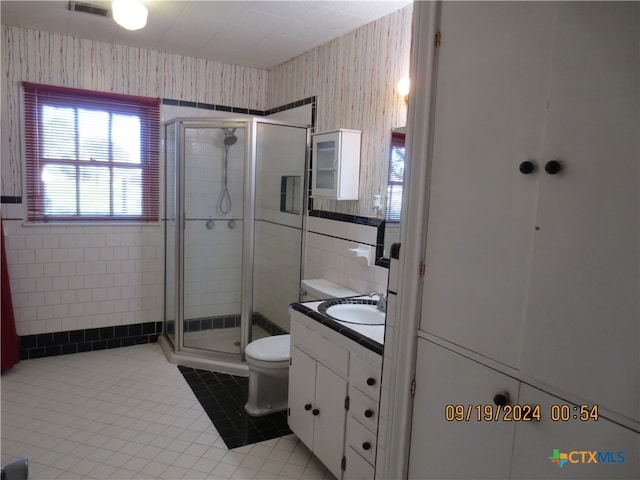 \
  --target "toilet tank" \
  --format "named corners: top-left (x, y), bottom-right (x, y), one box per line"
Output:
top-left (300, 278), bottom-right (360, 301)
